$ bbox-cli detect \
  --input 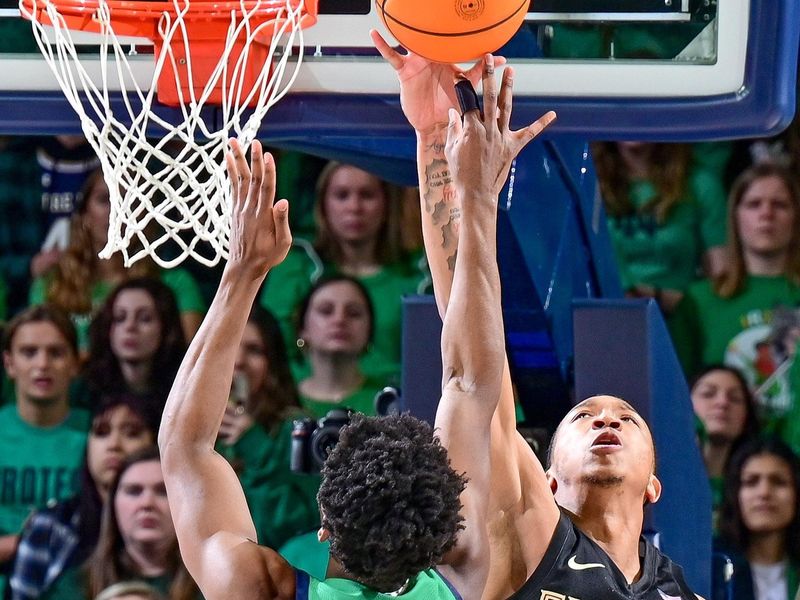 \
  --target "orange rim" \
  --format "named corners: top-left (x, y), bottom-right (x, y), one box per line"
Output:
top-left (21, 0), bottom-right (318, 37)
